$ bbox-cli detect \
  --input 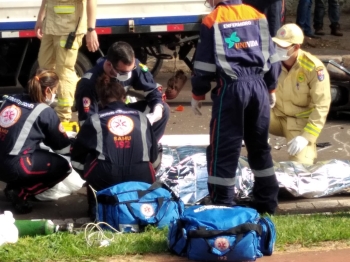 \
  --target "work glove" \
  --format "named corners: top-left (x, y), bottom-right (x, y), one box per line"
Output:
top-left (66, 131), bottom-right (77, 139)
top-left (269, 92), bottom-right (276, 108)
top-left (287, 136), bottom-right (309, 156)
top-left (146, 104), bottom-right (163, 125)
top-left (191, 98), bottom-right (202, 116)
